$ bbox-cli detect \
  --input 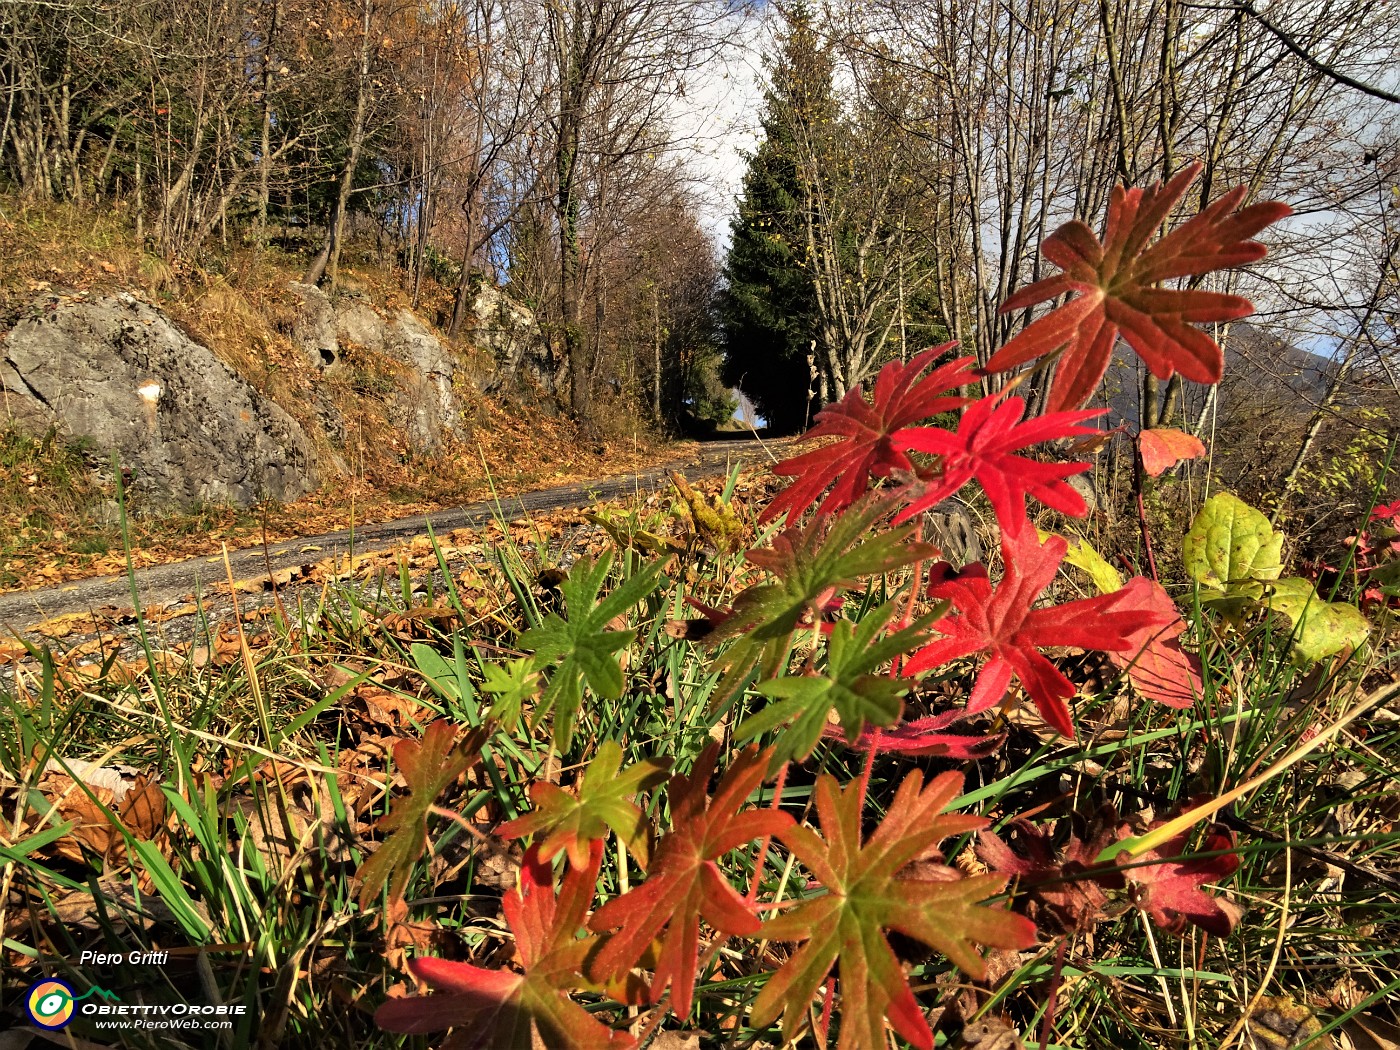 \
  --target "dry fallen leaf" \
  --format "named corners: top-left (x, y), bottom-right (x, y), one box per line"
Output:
top-left (1342, 1013), bottom-right (1400, 1050)
top-left (647, 1034), bottom-right (702, 1050)
top-left (960, 1018), bottom-right (1027, 1049)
